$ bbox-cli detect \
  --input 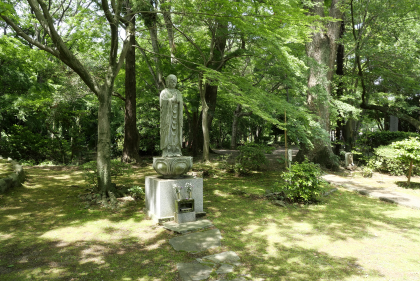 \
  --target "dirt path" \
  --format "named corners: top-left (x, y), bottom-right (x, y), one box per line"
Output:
top-left (323, 172), bottom-right (420, 210)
